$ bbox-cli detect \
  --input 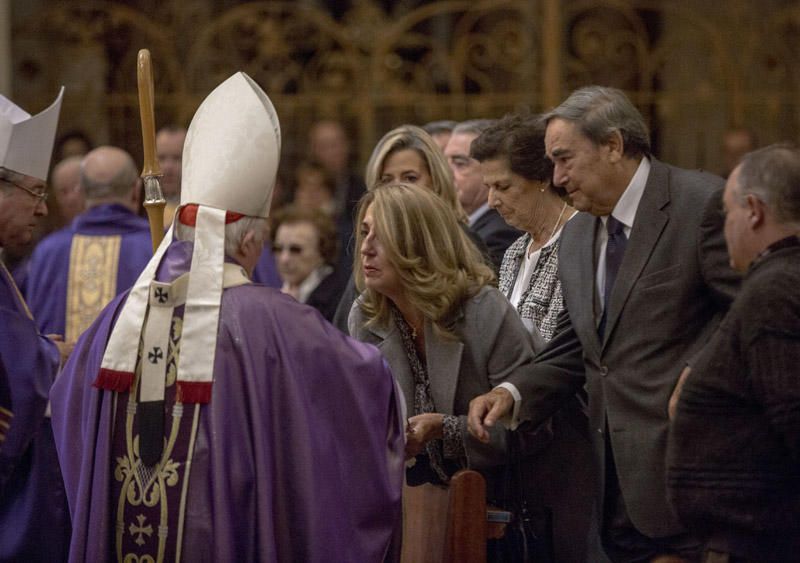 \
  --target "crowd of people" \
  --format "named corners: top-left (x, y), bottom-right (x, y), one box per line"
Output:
top-left (0, 74), bottom-right (798, 563)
